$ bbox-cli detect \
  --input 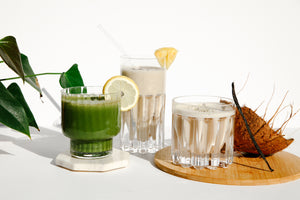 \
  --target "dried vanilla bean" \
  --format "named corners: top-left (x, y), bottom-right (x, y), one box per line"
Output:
top-left (232, 82), bottom-right (274, 172)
